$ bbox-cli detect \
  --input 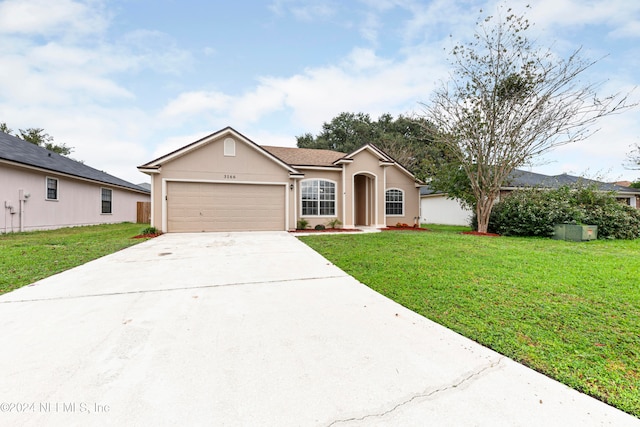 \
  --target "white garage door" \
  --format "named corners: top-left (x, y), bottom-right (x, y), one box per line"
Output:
top-left (167, 182), bottom-right (286, 232)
